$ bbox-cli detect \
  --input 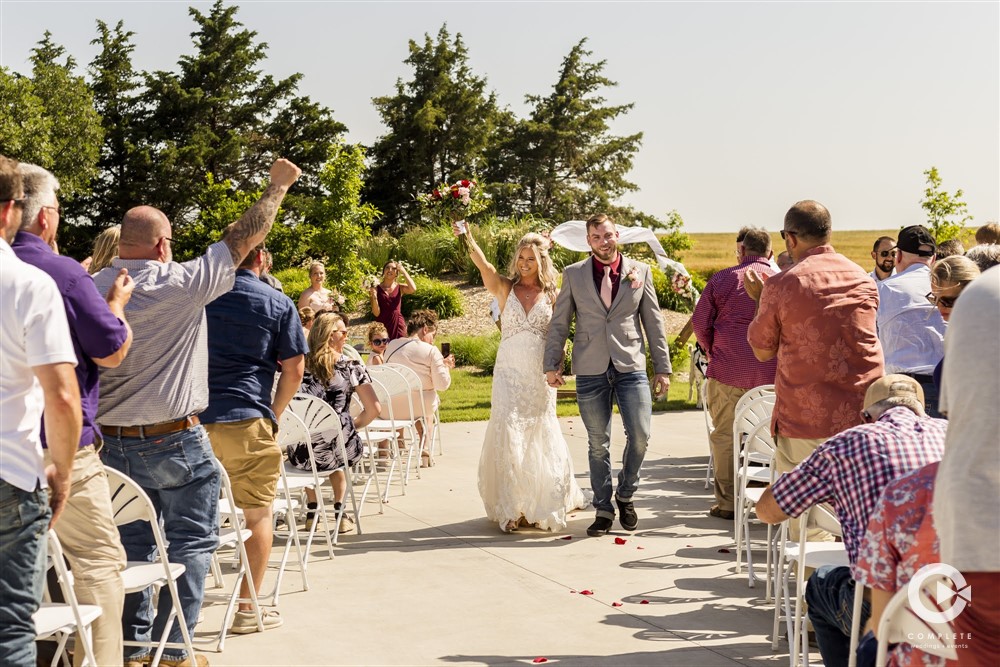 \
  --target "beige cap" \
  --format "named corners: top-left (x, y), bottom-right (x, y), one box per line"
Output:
top-left (863, 374), bottom-right (925, 411)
